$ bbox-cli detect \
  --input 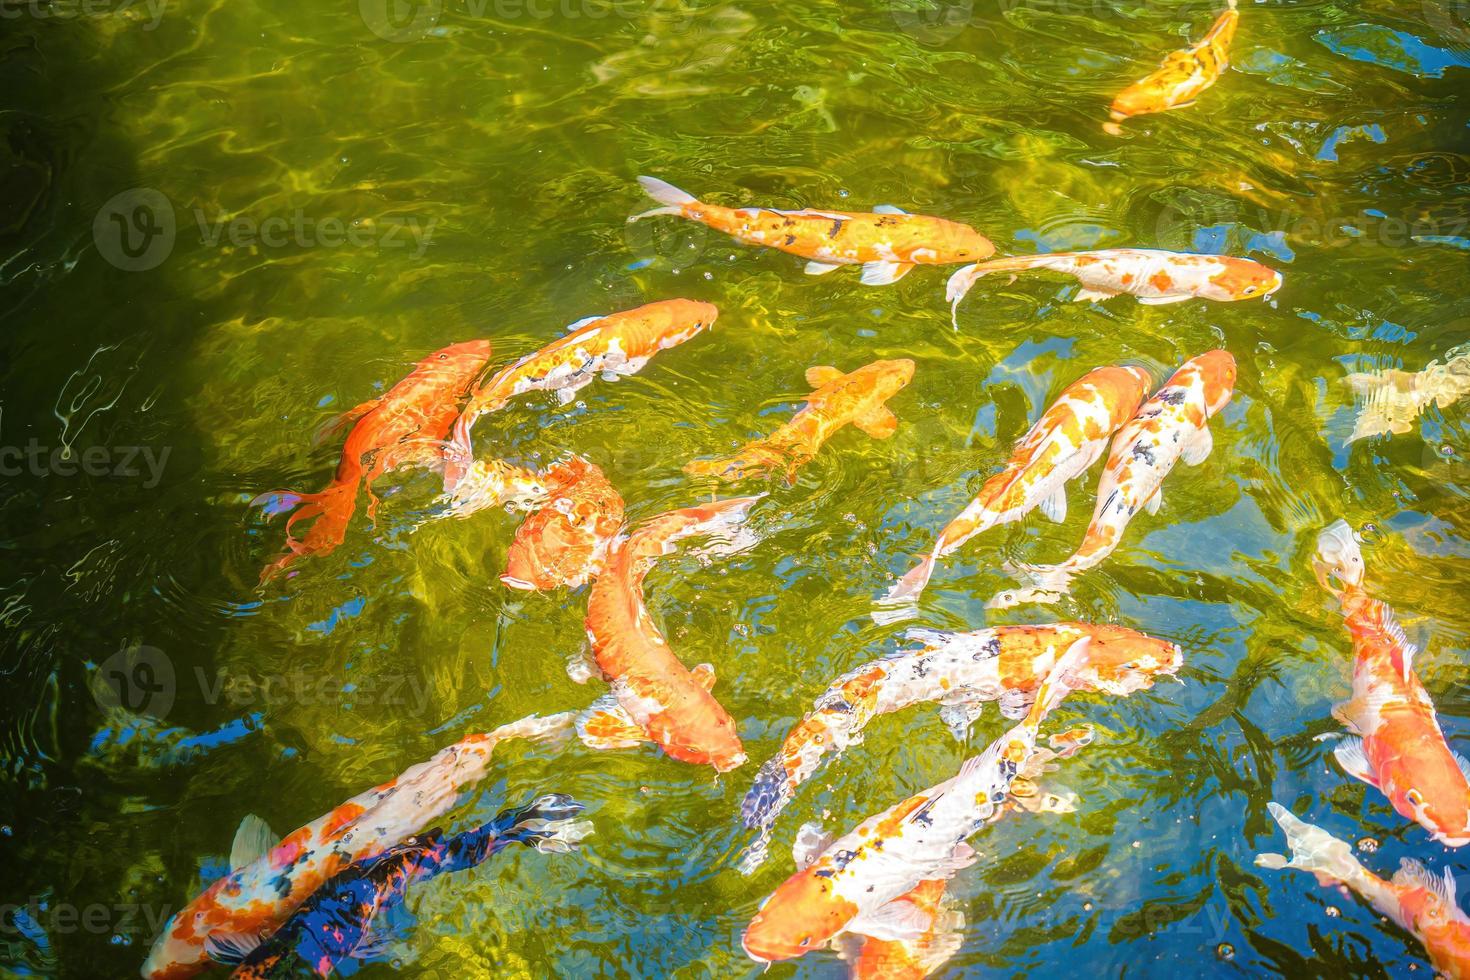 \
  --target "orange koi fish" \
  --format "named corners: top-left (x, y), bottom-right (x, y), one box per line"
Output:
top-left (630, 176), bottom-right (994, 285)
top-left (992, 350), bottom-right (1236, 608)
top-left (501, 455), bottom-right (627, 591)
top-left (741, 638), bottom-right (1089, 964)
top-left (142, 714), bottom-right (571, 980)
top-left (739, 623), bottom-right (1179, 871)
top-left (946, 248), bottom-right (1281, 327)
top-left (879, 364), bottom-right (1151, 611)
top-left (685, 359), bottom-right (915, 483)
top-left (584, 496), bottom-right (763, 773)
top-left (1313, 520), bottom-right (1470, 846)
top-left (450, 299), bottom-right (716, 466)
top-left (1258, 803), bottom-right (1470, 978)
top-left (1105, 0), bottom-right (1239, 136)
top-left (252, 340), bottom-right (494, 582)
